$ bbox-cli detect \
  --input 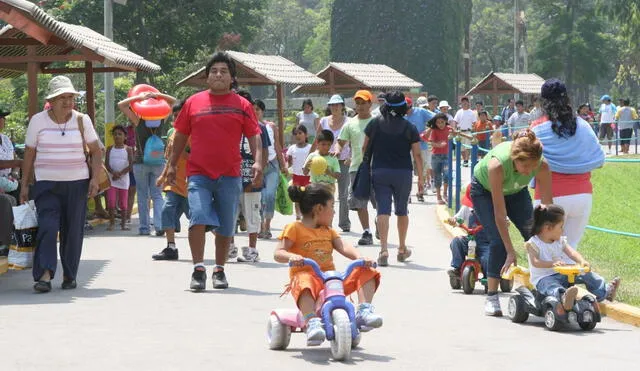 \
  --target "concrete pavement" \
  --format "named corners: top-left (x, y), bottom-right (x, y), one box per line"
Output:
top-left (0, 193), bottom-right (638, 370)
